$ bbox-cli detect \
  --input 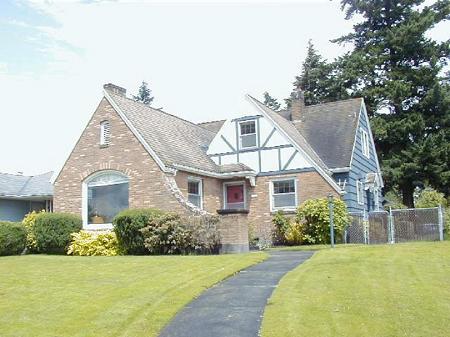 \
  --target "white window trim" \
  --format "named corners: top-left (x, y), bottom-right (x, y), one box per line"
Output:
top-left (361, 128), bottom-right (370, 158)
top-left (374, 187), bottom-right (380, 211)
top-left (187, 177), bottom-right (203, 210)
top-left (82, 170), bottom-right (128, 230)
top-left (223, 181), bottom-right (247, 209)
top-left (269, 178), bottom-right (298, 212)
top-left (239, 120), bottom-right (257, 150)
top-left (100, 120), bottom-right (111, 146)
top-left (356, 180), bottom-right (364, 205)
